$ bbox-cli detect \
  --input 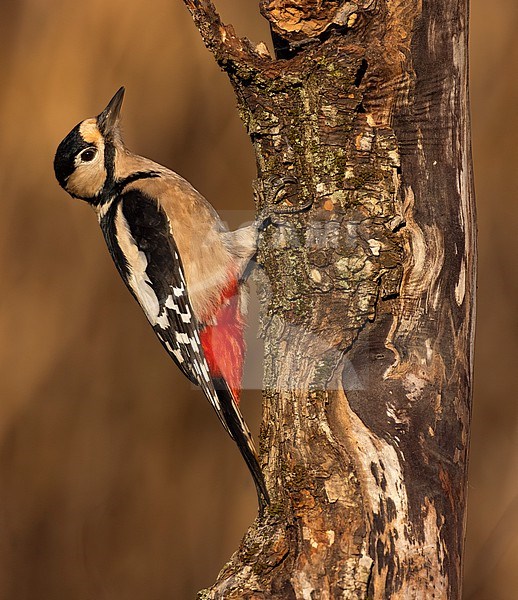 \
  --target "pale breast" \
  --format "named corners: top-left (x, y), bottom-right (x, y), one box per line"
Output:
top-left (123, 171), bottom-right (235, 323)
